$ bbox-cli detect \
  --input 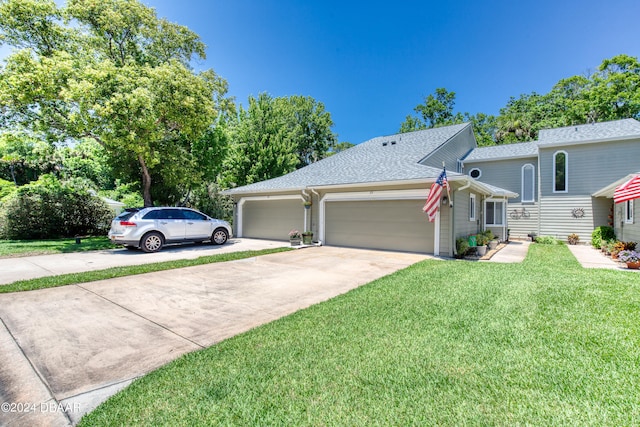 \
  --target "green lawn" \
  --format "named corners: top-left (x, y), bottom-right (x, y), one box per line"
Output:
top-left (0, 236), bottom-right (115, 257)
top-left (79, 245), bottom-right (640, 426)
